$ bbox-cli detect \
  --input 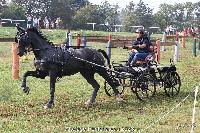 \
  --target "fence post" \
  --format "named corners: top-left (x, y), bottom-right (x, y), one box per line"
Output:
top-left (174, 41), bottom-right (179, 63)
top-left (192, 38), bottom-right (197, 57)
top-left (156, 39), bottom-right (160, 64)
top-left (106, 34), bottom-right (112, 62)
top-left (12, 42), bottom-right (19, 80)
top-left (176, 31), bottom-right (179, 41)
top-left (198, 36), bottom-right (200, 51)
top-left (161, 32), bottom-right (166, 51)
top-left (82, 36), bottom-right (87, 48)
top-left (182, 31), bottom-right (186, 48)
